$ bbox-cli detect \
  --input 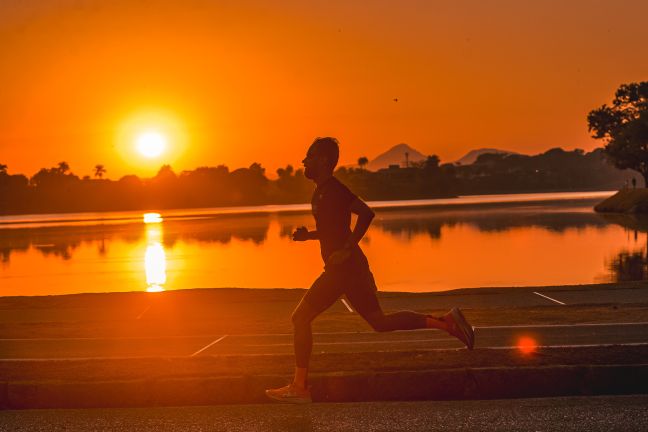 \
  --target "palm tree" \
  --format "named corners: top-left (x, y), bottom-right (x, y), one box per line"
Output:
top-left (56, 161), bottom-right (70, 174)
top-left (357, 156), bottom-right (369, 170)
top-left (94, 164), bottom-right (106, 179)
